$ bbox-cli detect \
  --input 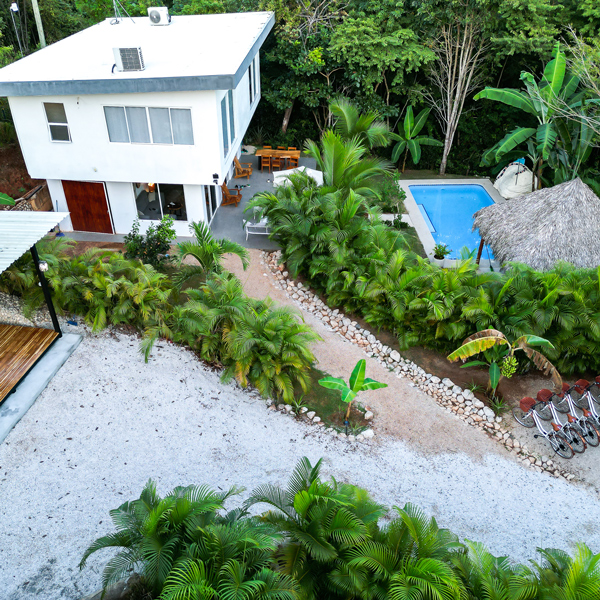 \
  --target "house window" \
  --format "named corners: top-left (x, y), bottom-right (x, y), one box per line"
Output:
top-left (221, 91), bottom-right (235, 157)
top-left (133, 182), bottom-right (187, 221)
top-left (228, 90), bottom-right (235, 142)
top-left (248, 60), bottom-right (254, 104)
top-left (44, 102), bottom-right (71, 142)
top-left (221, 96), bottom-right (229, 157)
top-left (105, 106), bottom-right (194, 145)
